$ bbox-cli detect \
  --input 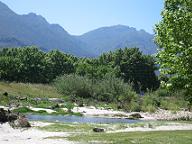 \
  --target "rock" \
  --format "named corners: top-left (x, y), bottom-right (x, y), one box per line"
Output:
top-left (48, 98), bottom-right (64, 103)
top-left (0, 108), bottom-right (30, 128)
top-left (3, 92), bottom-right (8, 97)
top-left (0, 108), bottom-right (17, 123)
top-left (0, 108), bottom-right (9, 123)
top-left (93, 128), bottom-right (105, 132)
top-left (16, 96), bottom-right (27, 101)
top-left (89, 106), bottom-right (96, 109)
top-left (62, 108), bottom-right (68, 112)
top-left (129, 113), bottom-right (143, 119)
top-left (7, 112), bottom-right (18, 122)
top-left (9, 116), bottom-right (31, 128)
